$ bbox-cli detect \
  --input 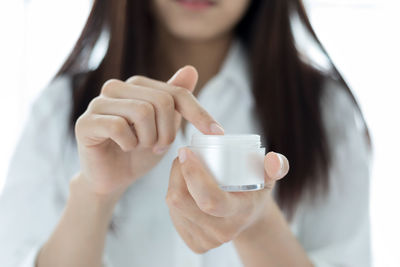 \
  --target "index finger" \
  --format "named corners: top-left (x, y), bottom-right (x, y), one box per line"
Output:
top-left (126, 75), bottom-right (224, 135)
